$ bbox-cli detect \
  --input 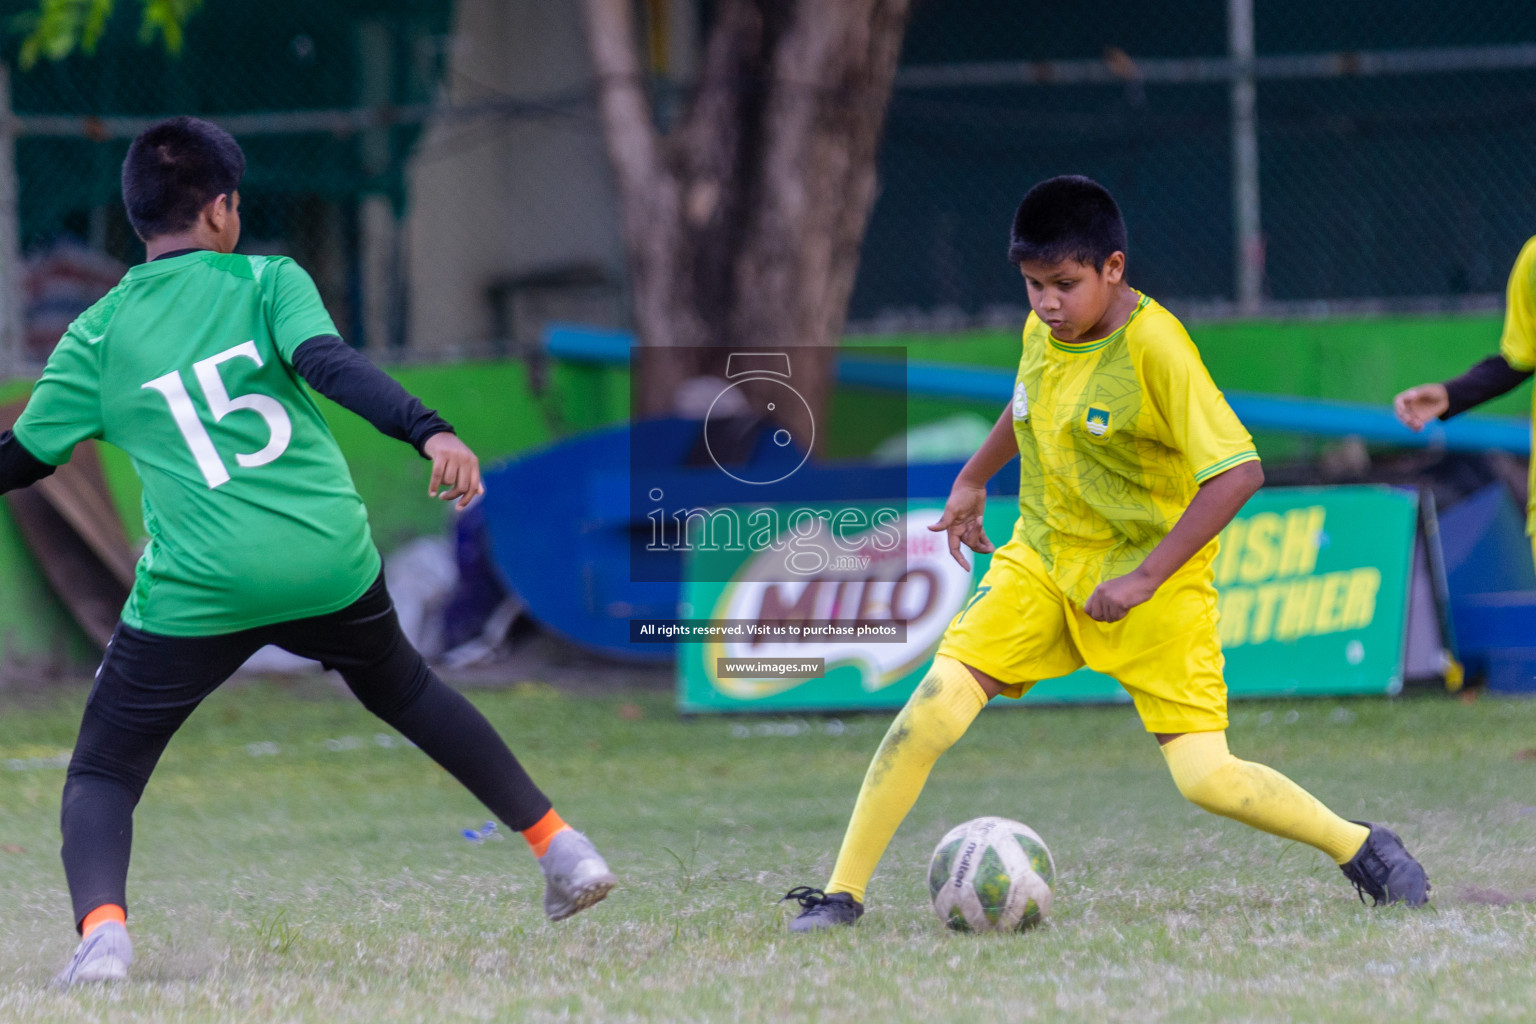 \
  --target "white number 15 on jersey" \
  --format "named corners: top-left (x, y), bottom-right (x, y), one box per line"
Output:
top-left (142, 341), bottom-right (293, 489)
